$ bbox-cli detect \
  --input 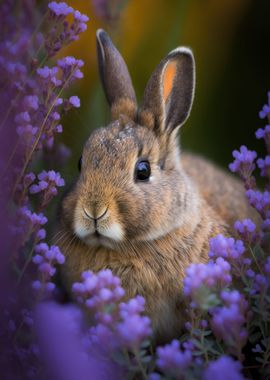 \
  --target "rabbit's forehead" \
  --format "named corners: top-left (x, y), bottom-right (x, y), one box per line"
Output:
top-left (84, 122), bottom-right (155, 164)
